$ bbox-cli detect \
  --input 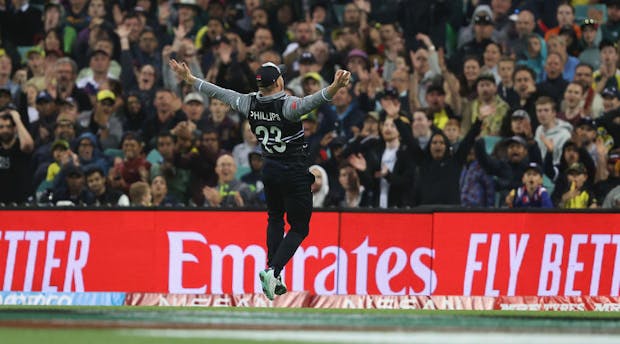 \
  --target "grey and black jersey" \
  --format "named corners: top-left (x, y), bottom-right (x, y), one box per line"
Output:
top-left (248, 95), bottom-right (306, 159)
